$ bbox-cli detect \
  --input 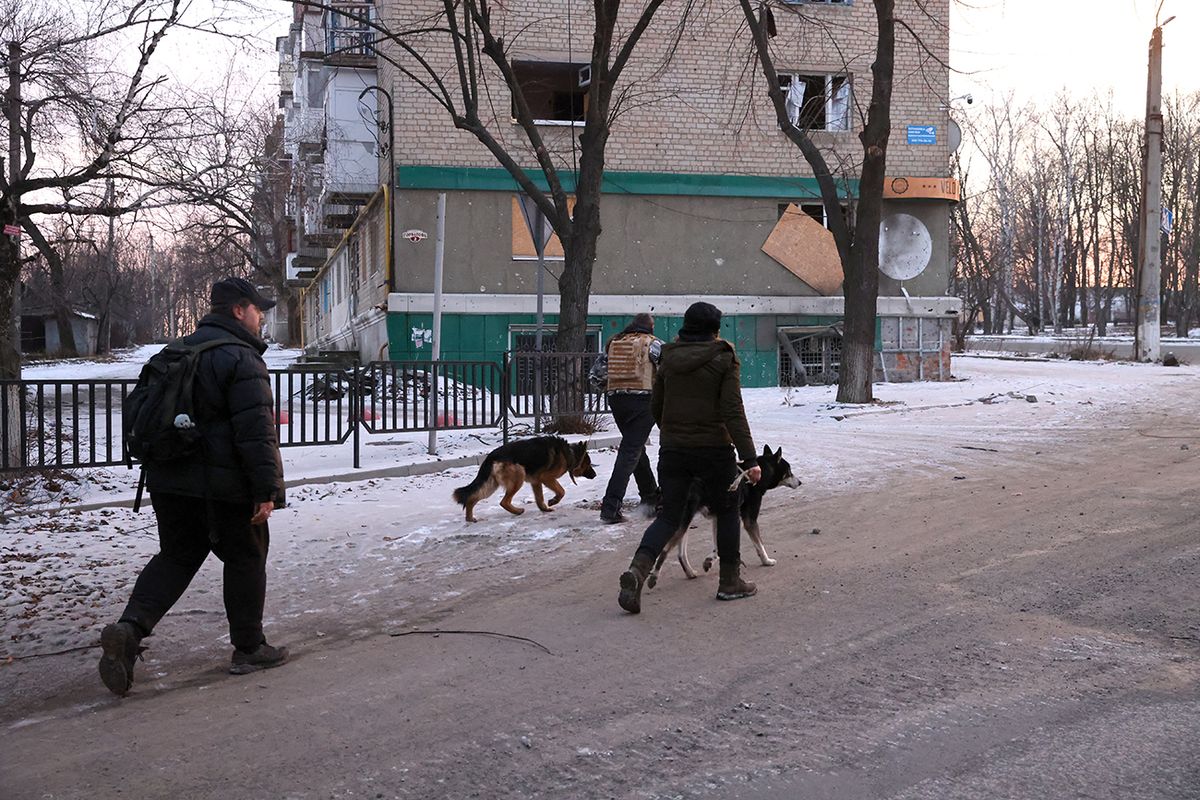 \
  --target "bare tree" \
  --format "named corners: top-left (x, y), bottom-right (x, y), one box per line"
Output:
top-left (0, 0), bottom-right (270, 465)
top-left (961, 94), bottom-right (1044, 334)
top-left (161, 91), bottom-right (297, 342)
top-left (1162, 91), bottom-right (1200, 336)
top-left (1040, 94), bottom-right (1084, 334)
top-left (739, 0), bottom-right (907, 403)
top-left (949, 153), bottom-right (996, 346)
